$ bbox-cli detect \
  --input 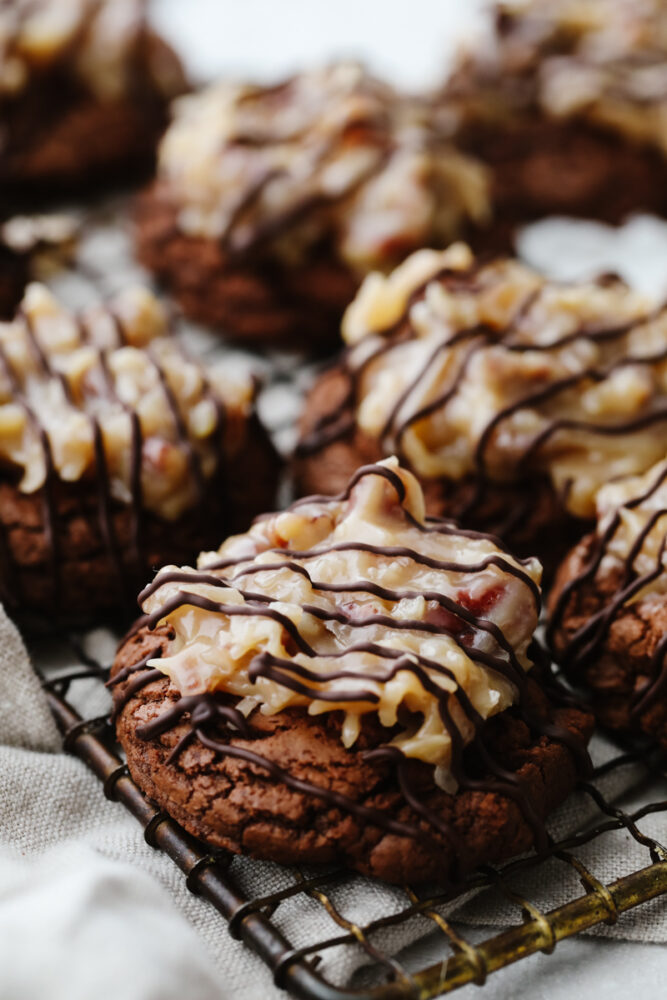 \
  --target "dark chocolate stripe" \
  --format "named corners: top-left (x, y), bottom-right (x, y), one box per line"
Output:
top-left (548, 462), bottom-right (667, 722)
top-left (227, 542), bottom-right (541, 610)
